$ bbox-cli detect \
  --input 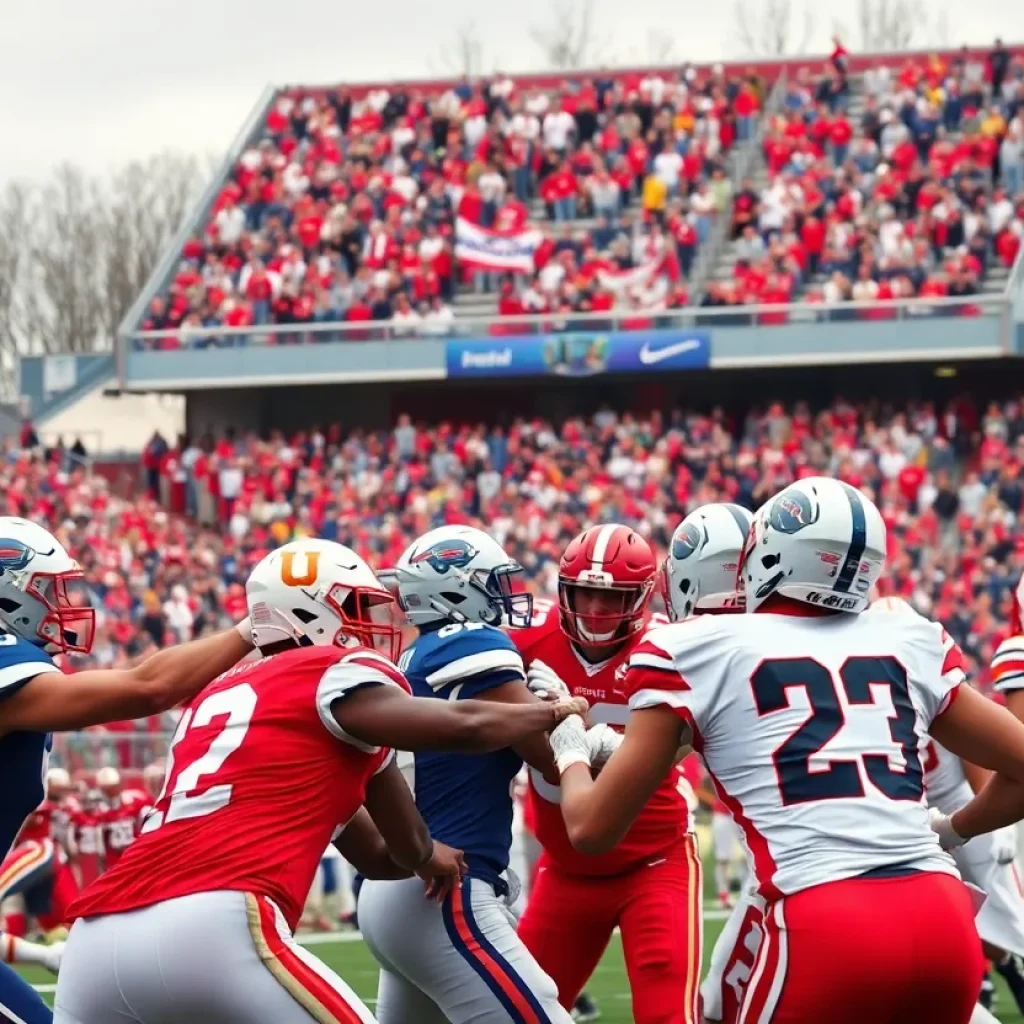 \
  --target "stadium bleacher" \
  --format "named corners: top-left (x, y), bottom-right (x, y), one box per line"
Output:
top-left (126, 42), bottom-right (1023, 349)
